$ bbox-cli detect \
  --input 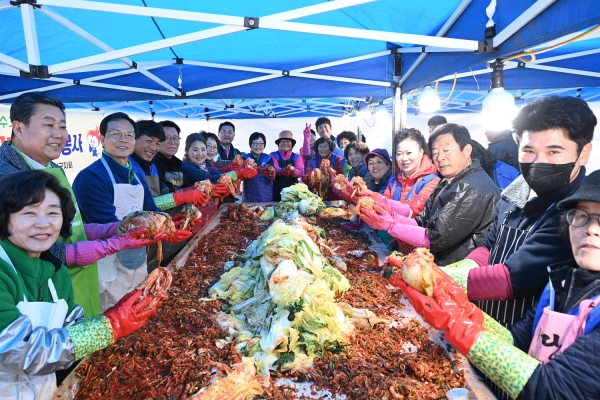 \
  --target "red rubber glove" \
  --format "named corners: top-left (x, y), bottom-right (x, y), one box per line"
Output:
top-left (120, 227), bottom-right (168, 244)
top-left (165, 229), bottom-right (192, 244)
top-left (395, 273), bottom-right (485, 355)
top-left (218, 161), bottom-right (240, 173)
top-left (211, 183), bottom-right (230, 199)
top-left (172, 213), bottom-right (200, 231)
top-left (331, 176), bottom-right (357, 204)
top-left (235, 167), bottom-right (258, 180)
top-left (258, 166), bottom-right (275, 180)
top-left (104, 291), bottom-right (159, 341)
top-left (360, 204), bottom-right (395, 231)
top-left (172, 187), bottom-right (210, 207)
